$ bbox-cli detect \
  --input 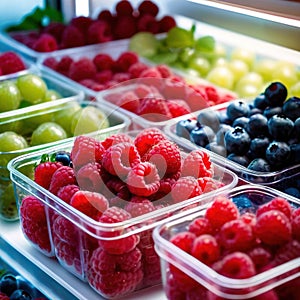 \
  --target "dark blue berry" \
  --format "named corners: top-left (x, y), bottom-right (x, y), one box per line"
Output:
top-left (249, 107), bottom-right (263, 116)
top-left (227, 153), bottom-right (250, 167)
top-left (268, 114), bottom-right (294, 141)
top-left (290, 143), bottom-right (300, 164)
top-left (216, 124), bottom-right (232, 146)
top-left (232, 195), bottom-right (253, 210)
top-left (176, 119), bottom-right (197, 139)
top-left (224, 126), bottom-right (251, 155)
top-left (253, 93), bottom-right (269, 110)
top-left (206, 142), bottom-right (227, 157)
top-left (9, 289), bottom-right (32, 300)
top-left (247, 158), bottom-right (271, 172)
top-left (15, 275), bottom-right (36, 299)
top-left (263, 106), bottom-right (282, 119)
top-left (218, 110), bottom-right (232, 125)
top-left (232, 117), bottom-right (249, 129)
top-left (246, 113), bottom-right (268, 138)
top-left (55, 151), bottom-right (71, 166)
top-left (226, 100), bottom-right (250, 121)
top-left (190, 125), bottom-right (215, 147)
top-left (284, 187), bottom-right (300, 198)
top-left (0, 273), bottom-right (17, 296)
top-left (265, 141), bottom-right (291, 165)
top-left (249, 136), bottom-right (270, 158)
top-left (264, 82), bottom-right (287, 107)
top-left (197, 109), bottom-right (220, 132)
top-left (294, 117), bottom-right (300, 136)
top-left (282, 96), bottom-right (300, 121)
